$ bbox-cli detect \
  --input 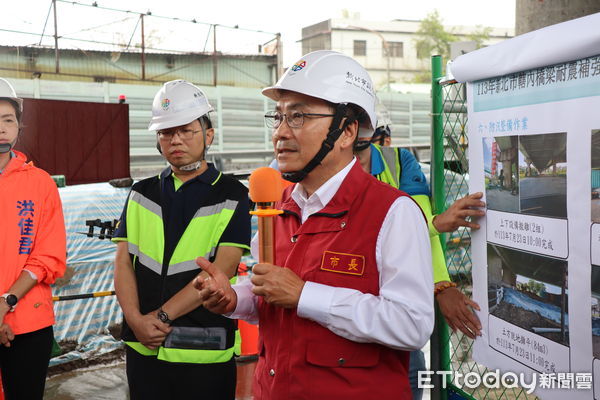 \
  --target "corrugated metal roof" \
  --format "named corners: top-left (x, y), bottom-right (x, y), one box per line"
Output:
top-left (0, 45), bottom-right (274, 88)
